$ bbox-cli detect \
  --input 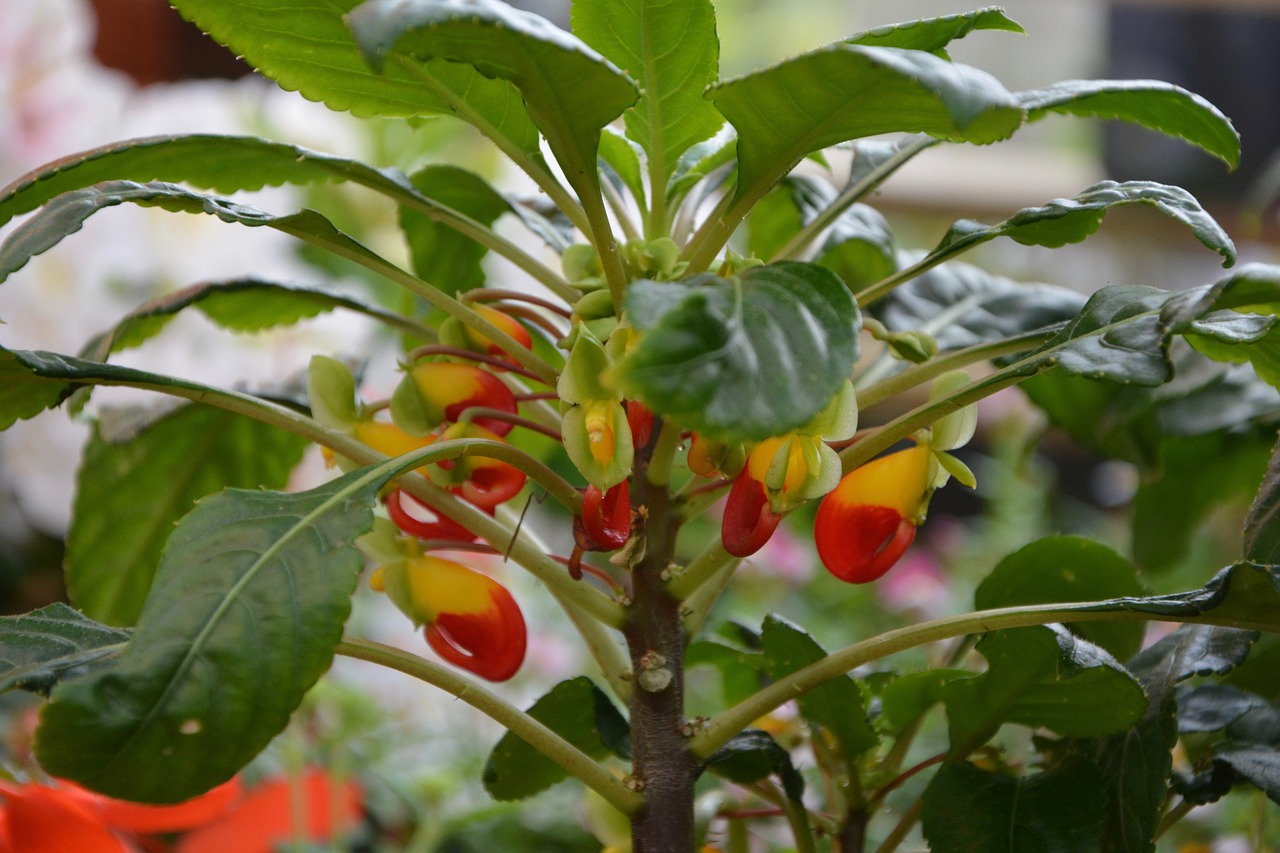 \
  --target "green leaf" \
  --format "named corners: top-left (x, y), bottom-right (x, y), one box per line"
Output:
top-left (1093, 705), bottom-right (1178, 853)
top-left (347, 0), bottom-right (639, 201)
top-left (708, 45), bottom-right (1023, 209)
top-left (703, 729), bottom-right (805, 802)
top-left (666, 125), bottom-right (737, 204)
top-left (1128, 624), bottom-right (1260, 688)
top-left (846, 6), bottom-right (1024, 55)
top-left (483, 677), bottom-right (629, 801)
top-left (599, 128), bottom-right (647, 211)
top-left (759, 615), bottom-right (877, 758)
top-left (0, 181), bottom-right (393, 287)
top-left (921, 759), bottom-right (1107, 853)
top-left (934, 180), bottom-right (1236, 267)
top-left (878, 669), bottom-right (970, 736)
top-left (1245, 433), bottom-right (1280, 565)
top-left (686, 639), bottom-right (764, 708)
top-left (77, 278), bottom-right (427, 363)
top-left (400, 165), bottom-right (512, 297)
top-left (975, 536), bottom-right (1146, 660)
top-left (1134, 432), bottom-right (1272, 573)
top-left (0, 349), bottom-right (68, 429)
top-left (617, 261), bottom-right (860, 441)
top-left (573, 0), bottom-right (722, 188)
top-left (1176, 745), bottom-right (1280, 806)
top-left (1021, 79), bottom-right (1240, 170)
top-left (873, 258), bottom-right (1085, 352)
top-left (1104, 563), bottom-right (1280, 630)
top-left (169, 0), bottom-right (541, 153)
top-left (941, 626), bottom-right (1148, 756)
top-left (35, 466), bottom-right (384, 802)
top-left (0, 604), bottom-right (130, 696)
top-left (66, 405), bottom-right (308, 626)
top-left (1176, 684), bottom-right (1272, 734)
